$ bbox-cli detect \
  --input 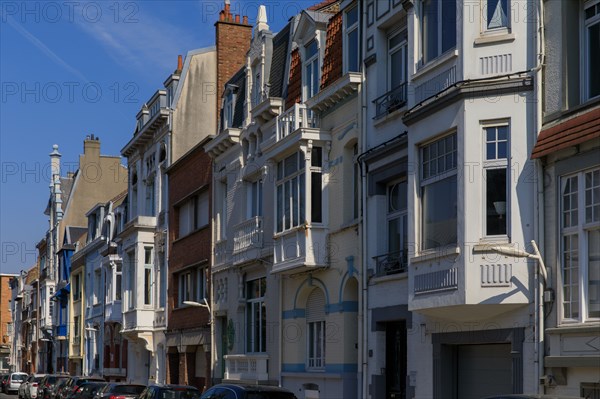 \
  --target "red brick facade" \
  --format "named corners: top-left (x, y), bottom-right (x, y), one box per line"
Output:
top-left (215, 2), bottom-right (252, 130)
